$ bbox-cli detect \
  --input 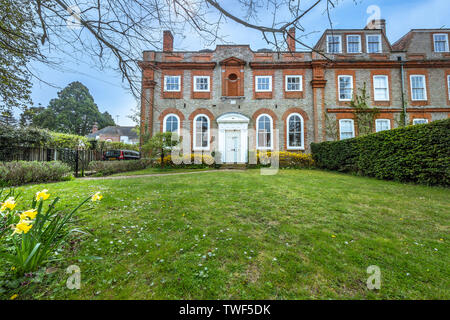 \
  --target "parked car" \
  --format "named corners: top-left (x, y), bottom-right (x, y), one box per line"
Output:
top-left (103, 150), bottom-right (140, 161)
